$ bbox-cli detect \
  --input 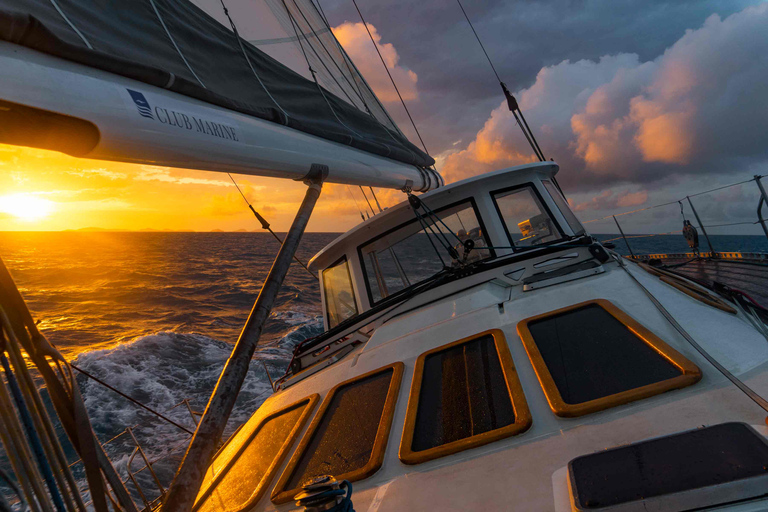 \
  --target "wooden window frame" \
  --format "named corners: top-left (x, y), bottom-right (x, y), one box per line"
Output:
top-left (399, 329), bottom-right (532, 465)
top-left (271, 362), bottom-right (404, 504)
top-left (193, 394), bottom-right (319, 512)
top-left (517, 299), bottom-right (702, 418)
top-left (638, 263), bottom-right (736, 314)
